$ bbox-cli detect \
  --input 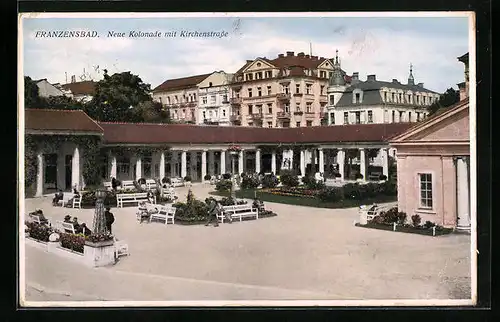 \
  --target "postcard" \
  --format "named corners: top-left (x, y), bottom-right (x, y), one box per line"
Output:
top-left (18, 12), bottom-right (476, 307)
